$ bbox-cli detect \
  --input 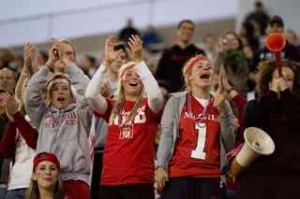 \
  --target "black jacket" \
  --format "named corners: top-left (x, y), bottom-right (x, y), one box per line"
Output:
top-left (244, 90), bottom-right (300, 175)
top-left (155, 44), bottom-right (205, 92)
